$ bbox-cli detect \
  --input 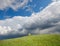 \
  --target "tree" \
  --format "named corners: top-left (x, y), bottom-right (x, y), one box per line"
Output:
top-left (28, 33), bottom-right (31, 36)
